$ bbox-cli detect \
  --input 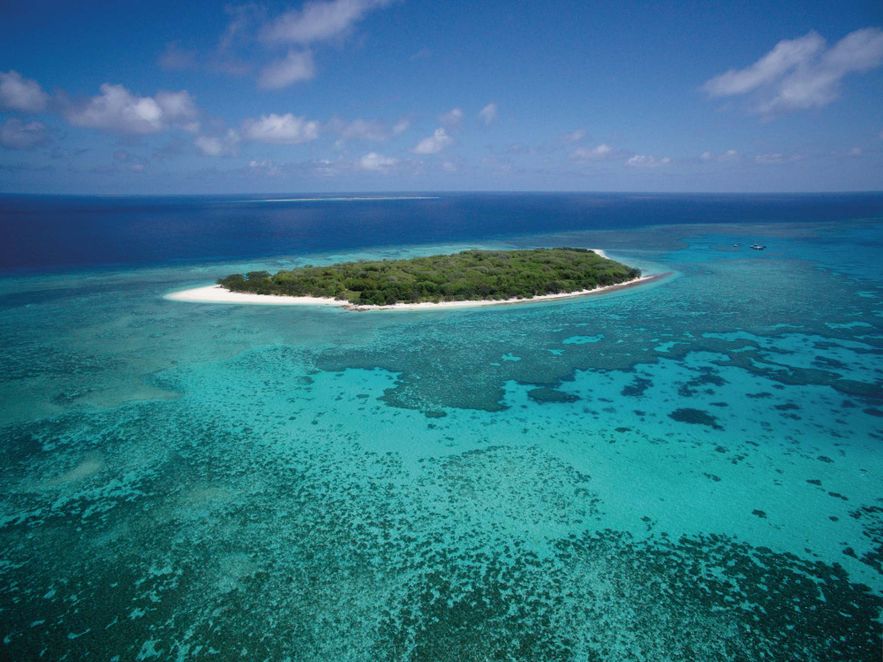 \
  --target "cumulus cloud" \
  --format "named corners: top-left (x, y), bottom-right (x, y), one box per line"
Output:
top-left (155, 90), bottom-right (199, 123)
top-left (440, 107), bottom-right (464, 127)
top-left (573, 144), bottom-right (612, 160)
top-left (626, 154), bottom-right (671, 167)
top-left (65, 84), bottom-right (198, 134)
top-left (412, 127), bottom-right (452, 154)
top-left (0, 118), bottom-right (49, 149)
top-left (261, 0), bottom-right (393, 45)
top-left (358, 151), bottom-right (397, 171)
top-left (0, 70), bottom-right (49, 112)
top-left (165, 1), bottom-right (393, 89)
top-left (478, 102), bottom-right (497, 125)
top-left (704, 27), bottom-right (883, 114)
top-left (242, 113), bottom-right (319, 144)
top-left (259, 50), bottom-right (316, 89)
top-left (195, 129), bottom-right (241, 156)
